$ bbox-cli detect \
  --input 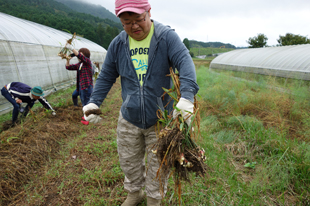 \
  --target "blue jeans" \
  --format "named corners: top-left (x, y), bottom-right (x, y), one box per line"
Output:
top-left (80, 85), bottom-right (93, 106)
top-left (72, 89), bottom-right (79, 106)
top-left (1, 87), bottom-right (33, 122)
top-left (1, 87), bottom-right (20, 122)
